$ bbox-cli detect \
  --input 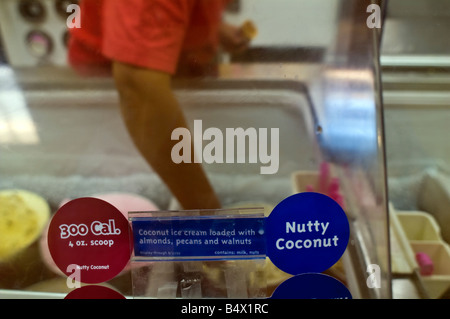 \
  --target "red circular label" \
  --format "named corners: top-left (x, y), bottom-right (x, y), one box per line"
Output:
top-left (47, 197), bottom-right (132, 284)
top-left (65, 285), bottom-right (126, 299)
